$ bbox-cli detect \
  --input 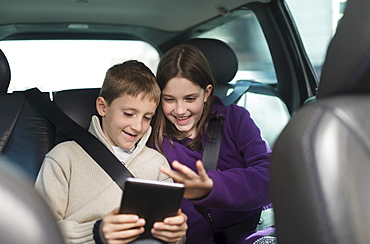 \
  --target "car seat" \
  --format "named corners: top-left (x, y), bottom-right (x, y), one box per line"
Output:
top-left (52, 88), bottom-right (101, 144)
top-left (0, 155), bottom-right (65, 244)
top-left (0, 49), bottom-right (54, 181)
top-left (184, 38), bottom-right (290, 147)
top-left (270, 0), bottom-right (370, 242)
